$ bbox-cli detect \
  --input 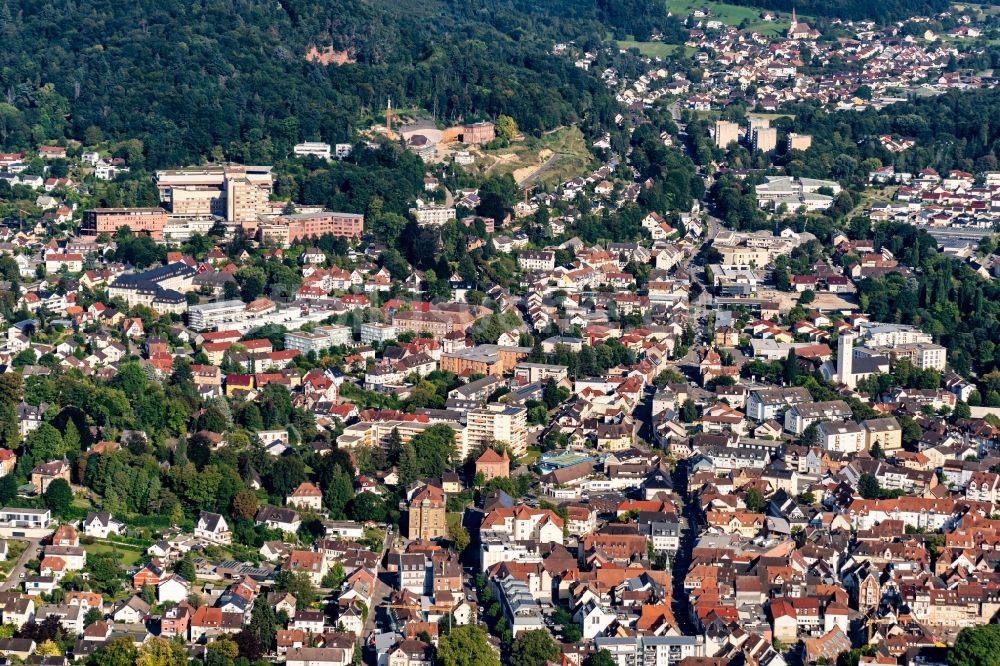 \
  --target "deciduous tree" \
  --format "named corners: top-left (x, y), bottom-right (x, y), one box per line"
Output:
top-left (510, 630), bottom-right (560, 666)
top-left (436, 625), bottom-right (500, 666)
